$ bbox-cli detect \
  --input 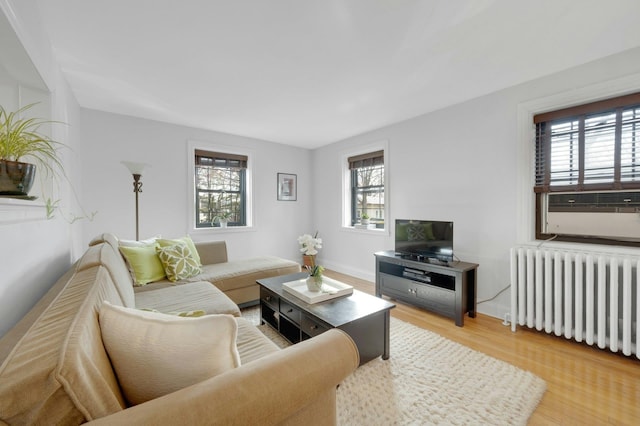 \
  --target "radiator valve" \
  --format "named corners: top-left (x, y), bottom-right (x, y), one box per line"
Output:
top-left (502, 313), bottom-right (511, 326)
